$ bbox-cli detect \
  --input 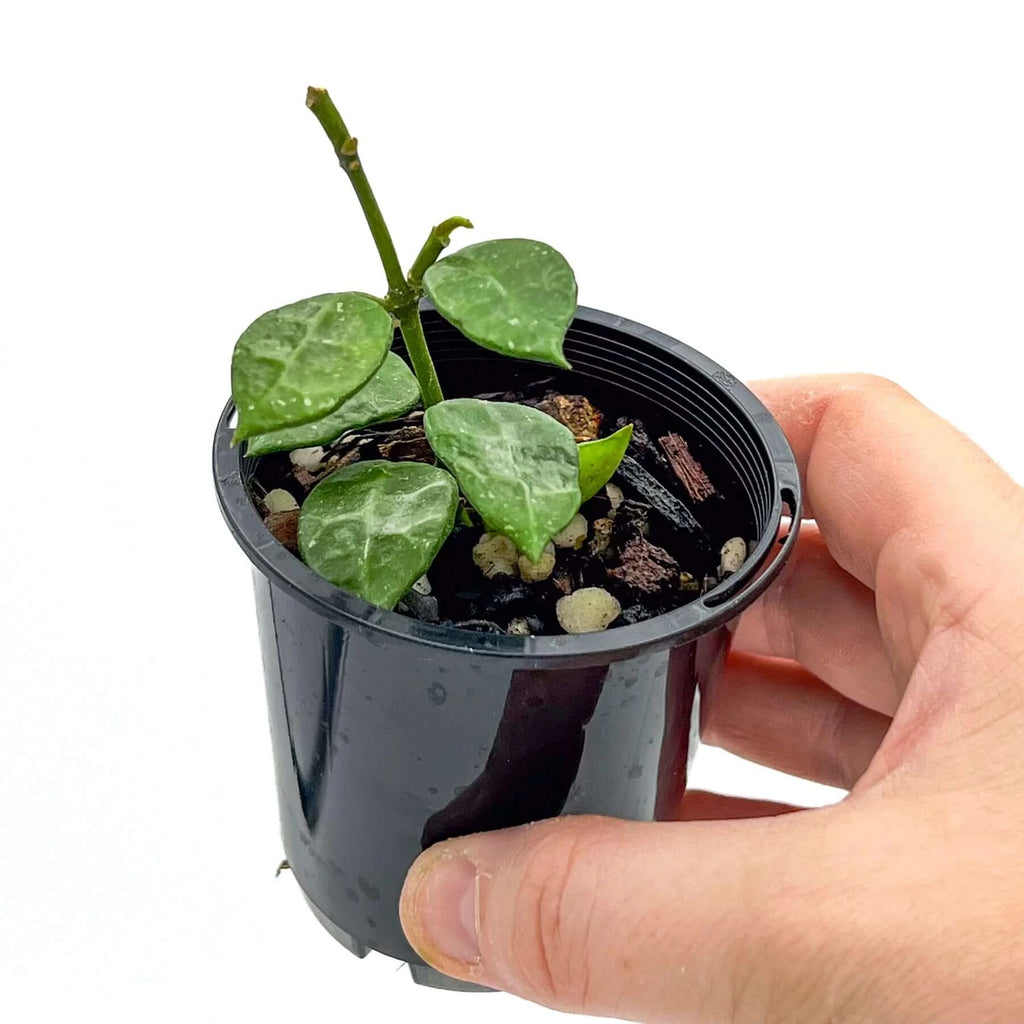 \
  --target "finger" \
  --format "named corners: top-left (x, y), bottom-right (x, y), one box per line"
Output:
top-left (732, 523), bottom-right (901, 714)
top-left (749, 374), bottom-right (1024, 677)
top-left (702, 650), bottom-right (891, 789)
top-left (400, 808), bottom-right (865, 1021)
top-left (750, 374), bottom-right (1015, 533)
top-left (669, 789), bottom-right (801, 820)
